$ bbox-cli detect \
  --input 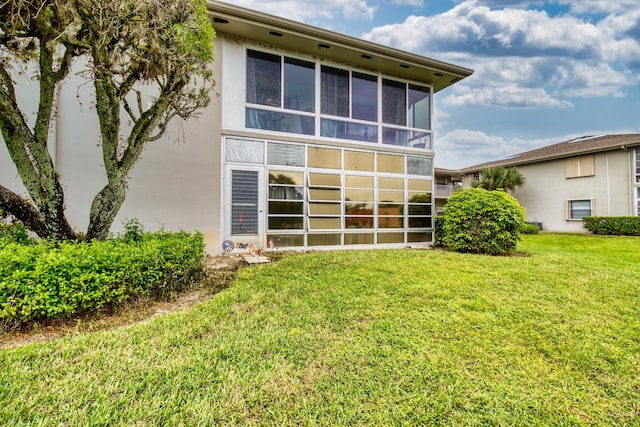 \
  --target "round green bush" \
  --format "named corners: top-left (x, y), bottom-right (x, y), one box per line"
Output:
top-left (442, 188), bottom-right (526, 255)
